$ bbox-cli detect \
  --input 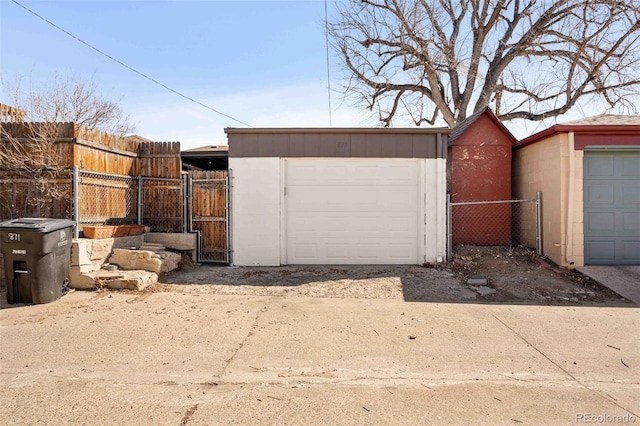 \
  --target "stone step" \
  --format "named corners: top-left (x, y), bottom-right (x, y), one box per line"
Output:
top-left (69, 269), bottom-right (158, 291)
top-left (108, 248), bottom-right (180, 275)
